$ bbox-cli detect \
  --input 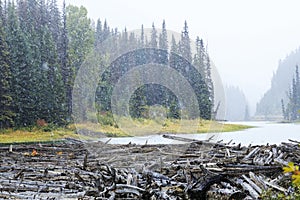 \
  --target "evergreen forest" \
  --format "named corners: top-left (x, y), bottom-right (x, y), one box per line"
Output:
top-left (0, 0), bottom-right (214, 129)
